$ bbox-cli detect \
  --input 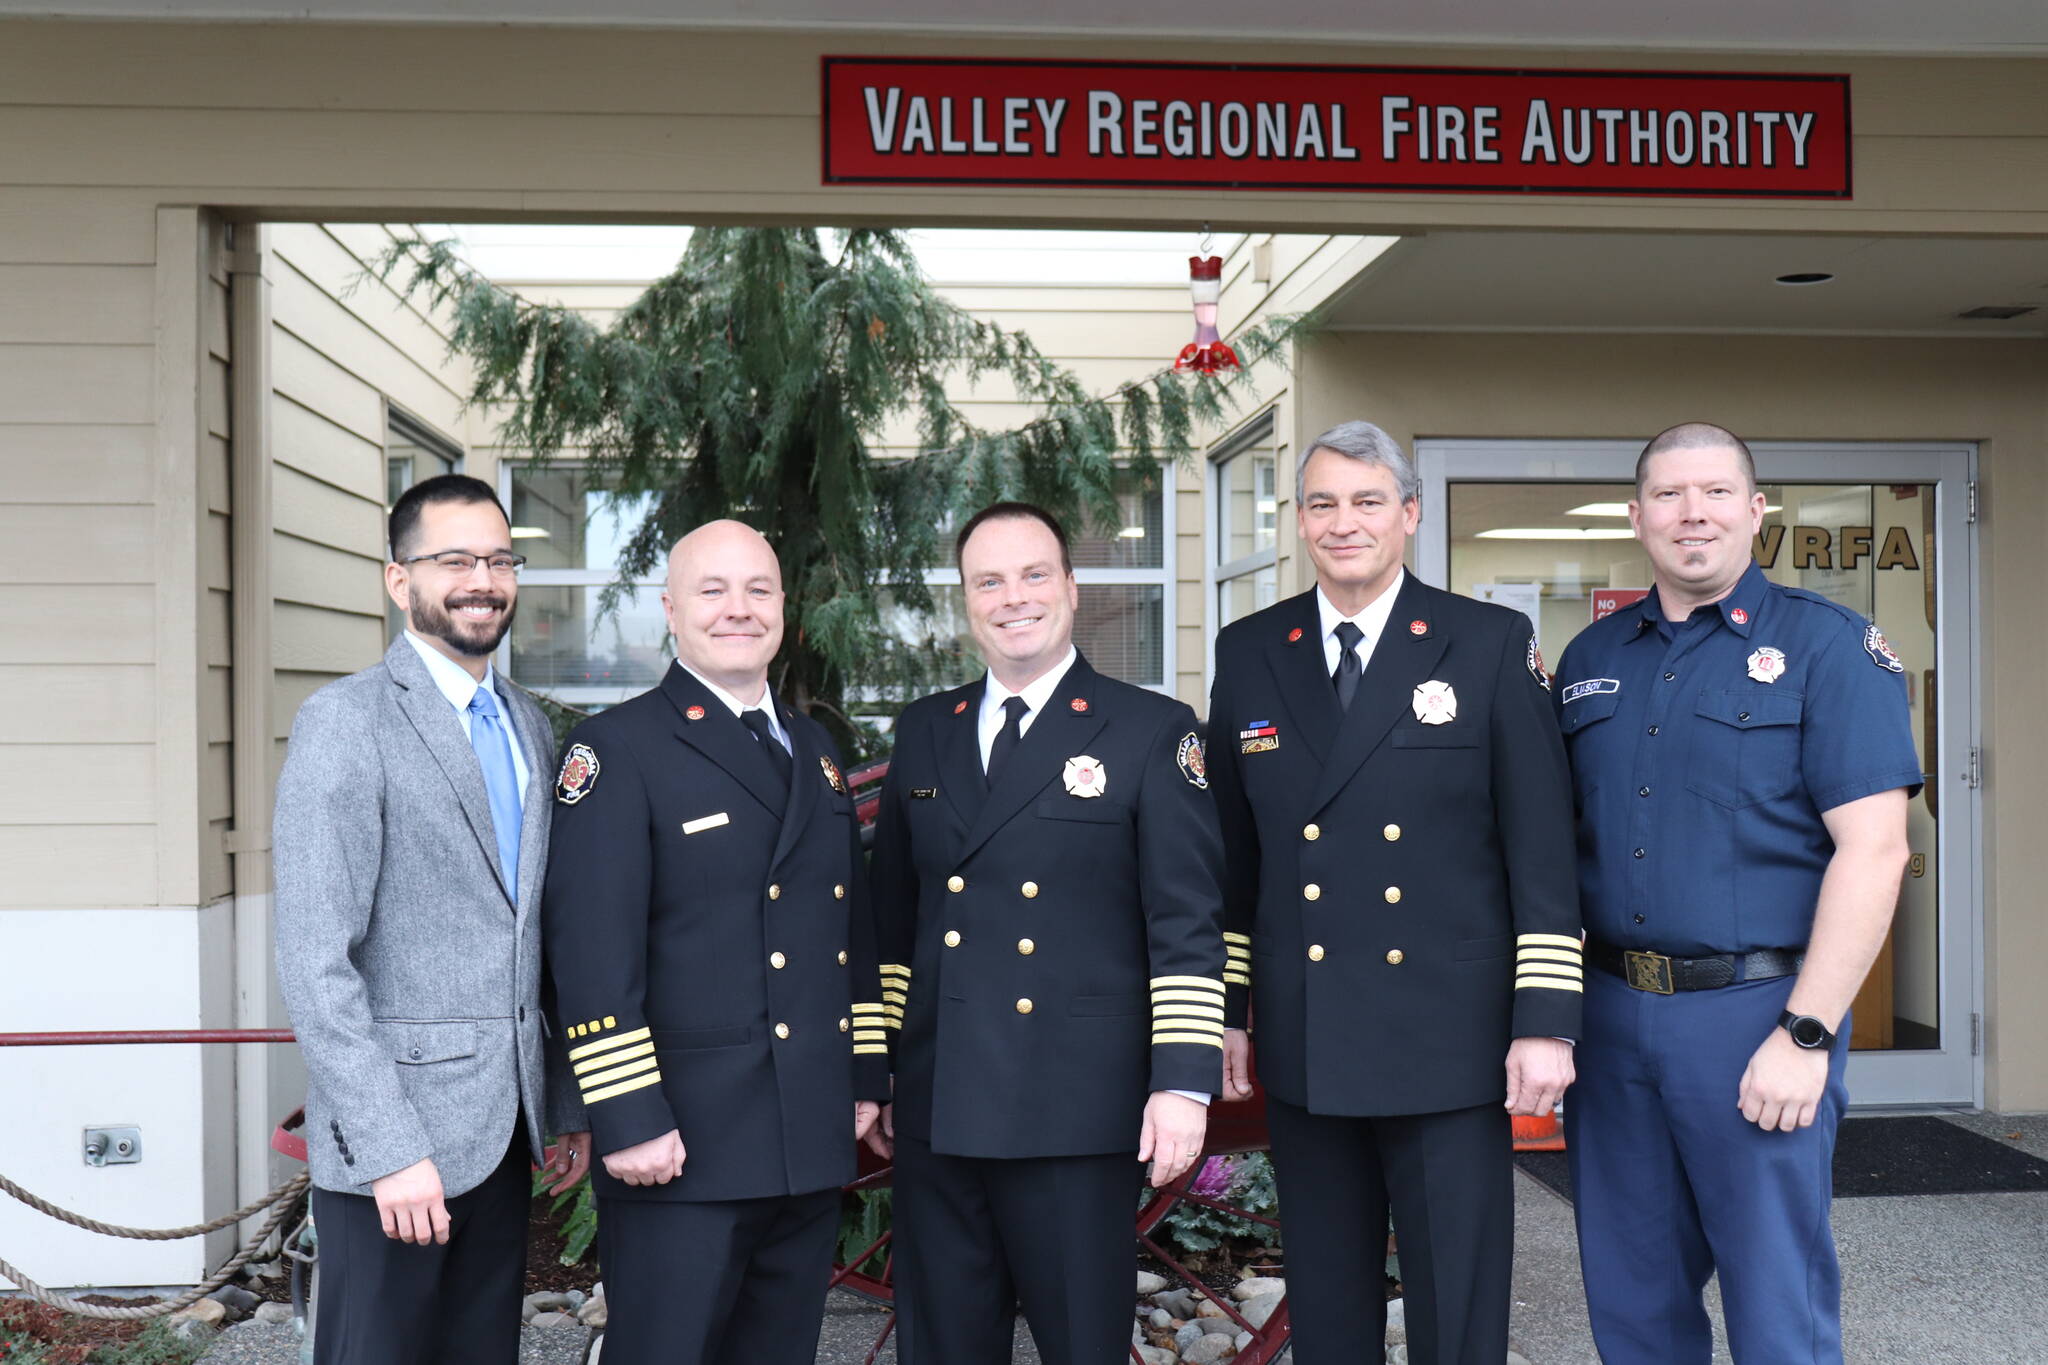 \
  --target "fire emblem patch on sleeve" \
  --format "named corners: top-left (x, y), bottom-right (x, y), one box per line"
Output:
top-left (555, 743), bottom-right (600, 804)
top-left (1176, 732), bottom-right (1208, 789)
